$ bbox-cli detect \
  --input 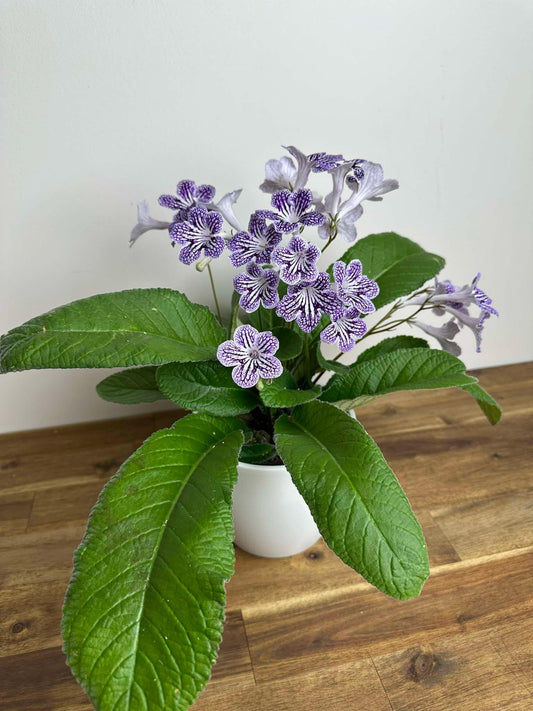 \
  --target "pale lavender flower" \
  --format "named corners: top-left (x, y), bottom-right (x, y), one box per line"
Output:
top-left (283, 146), bottom-right (312, 190)
top-left (333, 260), bottom-right (380, 313)
top-left (129, 201), bottom-right (171, 246)
top-left (316, 161), bottom-right (363, 242)
top-left (208, 189), bottom-right (244, 232)
top-left (169, 206), bottom-right (226, 265)
top-left (260, 156), bottom-right (297, 193)
top-left (272, 235), bottom-right (320, 285)
top-left (263, 189), bottom-right (325, 234)
top-left (217, 325), bottom-right (282, 388)
top-left (308, 152), bottom-right (345, 172)
top-left (227, 212), bottom-right (282, 267)
top-left (233, 263), bottom-right (280, 313)
top-left (276, 272), bottom-right (342, 333)
top-left (318, 205), bottom-right (364, 243)
top-left (159, 179), bottom-right (215, 222)
top-left (413, 319), bottom-right (462, 356)
top-left (337, 160), bottom-right (399, 224)
top-left (320, 307), bottom-right (367, 352)
top-left (409, 273), bottom-right (498, 353)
